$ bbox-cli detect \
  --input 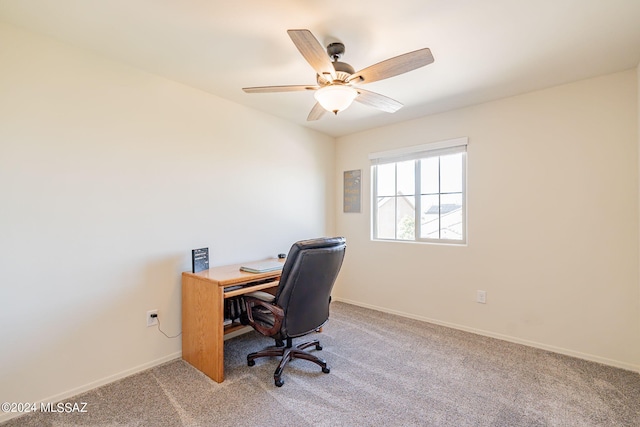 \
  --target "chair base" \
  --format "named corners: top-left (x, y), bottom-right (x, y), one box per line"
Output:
top-left (247, 338), bottom-right (330, 387)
